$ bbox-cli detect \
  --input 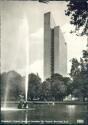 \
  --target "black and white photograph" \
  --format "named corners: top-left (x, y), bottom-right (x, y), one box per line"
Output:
top-left (0, 0), bottom-right (88, 124)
